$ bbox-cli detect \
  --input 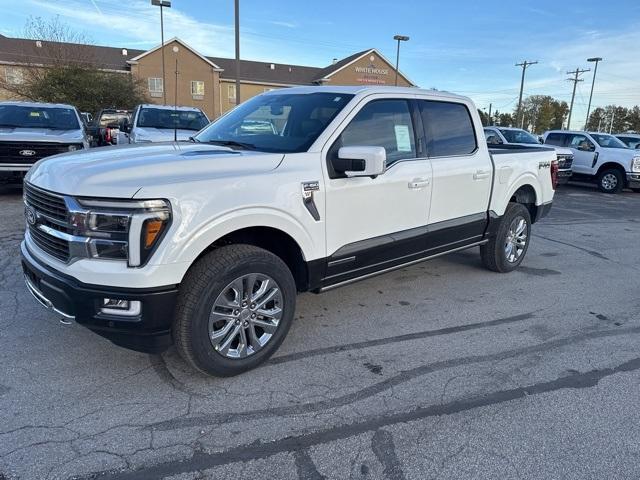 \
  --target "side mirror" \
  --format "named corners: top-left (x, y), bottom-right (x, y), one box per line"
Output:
top-left (635, 144), bottom-right (640, 150)
top-left (118, 118), bottom-right (130, 133)
top-left (577, 142), bottom-right (594, 152)
top-left (487, 136), bottom-right (502, 145)
top-left (334, 146), bottom-right (386, 177)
